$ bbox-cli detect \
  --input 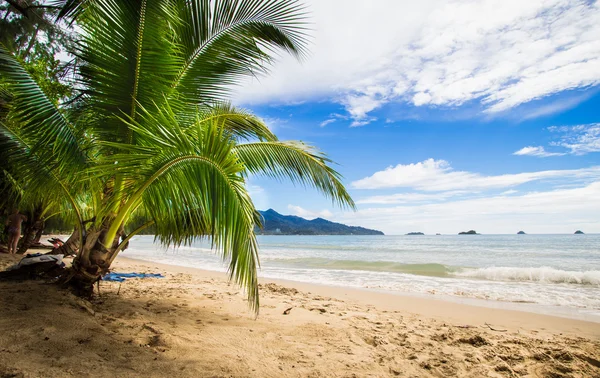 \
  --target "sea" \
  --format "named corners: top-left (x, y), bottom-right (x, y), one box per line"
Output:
top-left (123, 234), bottom-right (600, 322)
